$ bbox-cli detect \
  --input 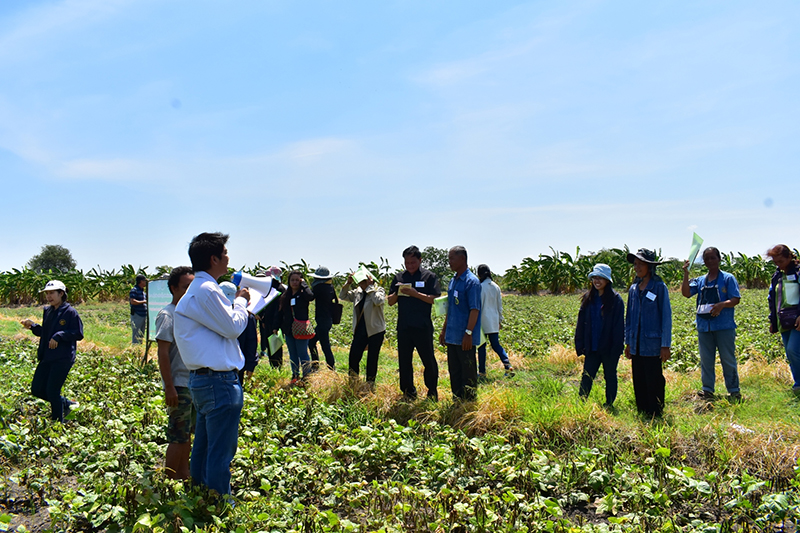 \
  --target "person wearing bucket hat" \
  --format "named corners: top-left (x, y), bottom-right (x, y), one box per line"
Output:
top-left (624, 248), bottom-right (672, 418)
top-left (309, 266), bottom-right (337, 370)
top-left (130, 274), bottom-right (148, 344)
top-left (220, 282), bottom-right (259, 389)
top-left (20, 280), bottom-right (84, 423)
top-left (574, 264), bottom-right (624, 408)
